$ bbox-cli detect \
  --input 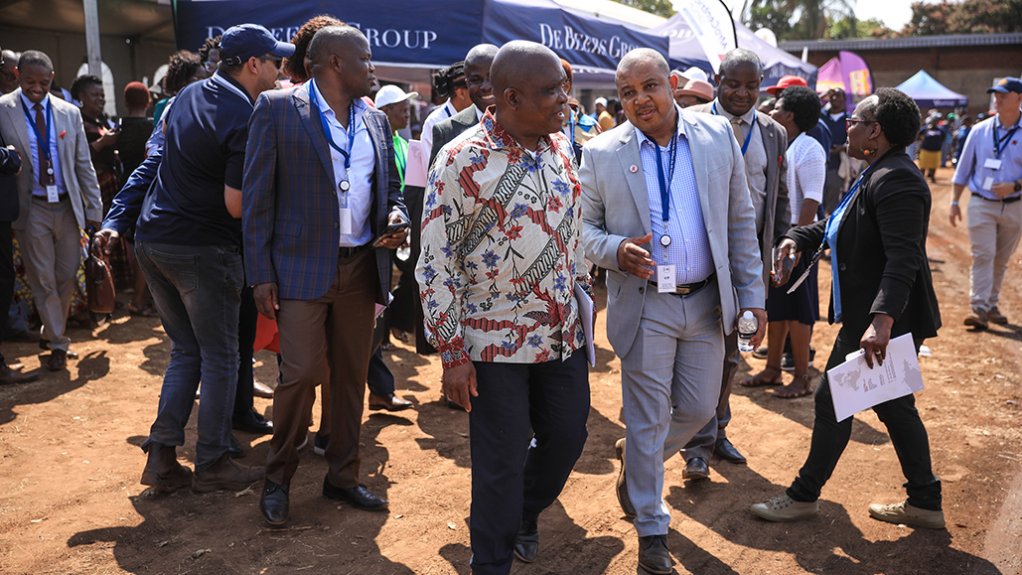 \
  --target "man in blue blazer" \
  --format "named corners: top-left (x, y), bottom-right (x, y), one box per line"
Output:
top-left (243, 25), bottom-right (408, 527)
